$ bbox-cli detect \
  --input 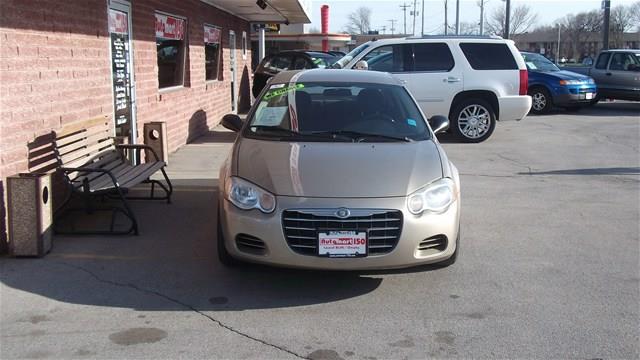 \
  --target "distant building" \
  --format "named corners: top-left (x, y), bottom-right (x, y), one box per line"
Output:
top-left (514, 30), bottom-right (640, 62)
